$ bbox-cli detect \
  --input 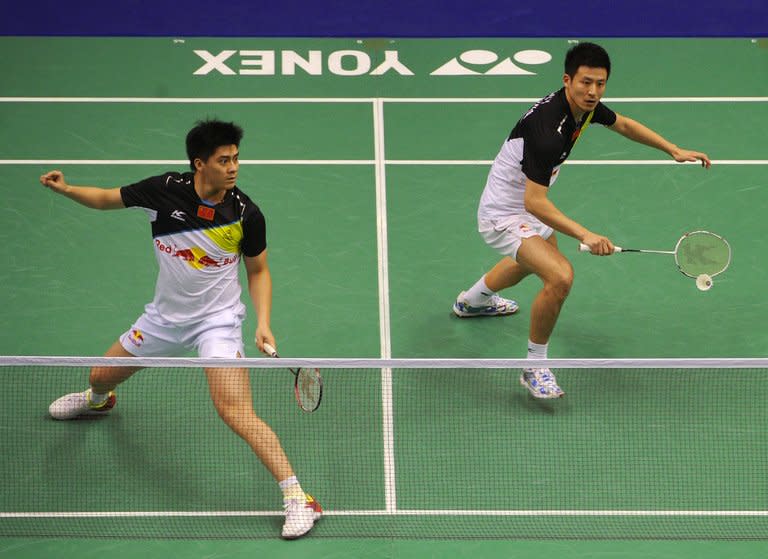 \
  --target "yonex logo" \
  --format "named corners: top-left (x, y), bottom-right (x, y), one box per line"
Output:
top-left (431, 49), bottom-right (552, 76)
top-left (191, 48), bottom-right (552, 77)
top-left (170, 210), bottom-right (187, 221)
top-left (193, 49), bottom-right (413, 76)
